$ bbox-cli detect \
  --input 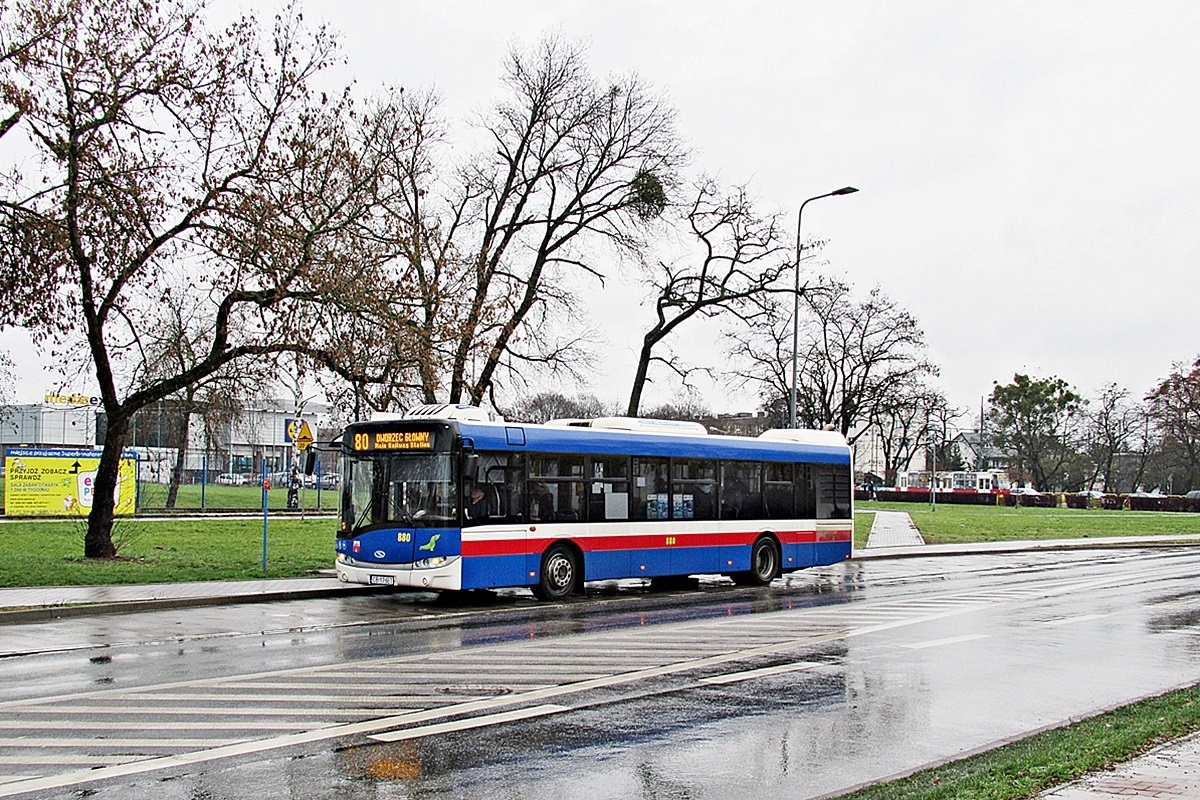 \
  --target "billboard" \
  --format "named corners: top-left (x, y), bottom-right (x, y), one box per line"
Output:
top-left (3, 448), bottom-right (137, 517)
